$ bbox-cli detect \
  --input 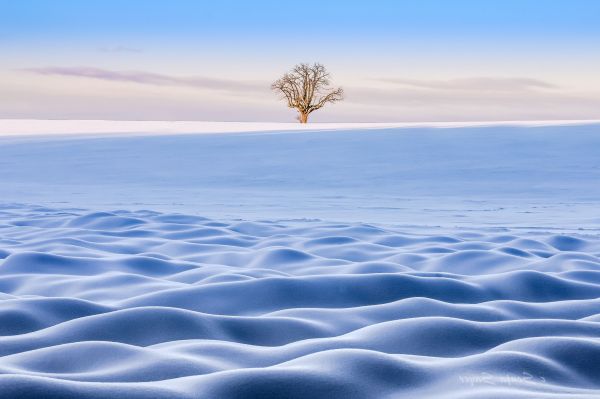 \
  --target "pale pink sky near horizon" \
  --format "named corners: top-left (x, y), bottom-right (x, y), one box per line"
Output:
top-left (2, 1), bottom-right (599, 122)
